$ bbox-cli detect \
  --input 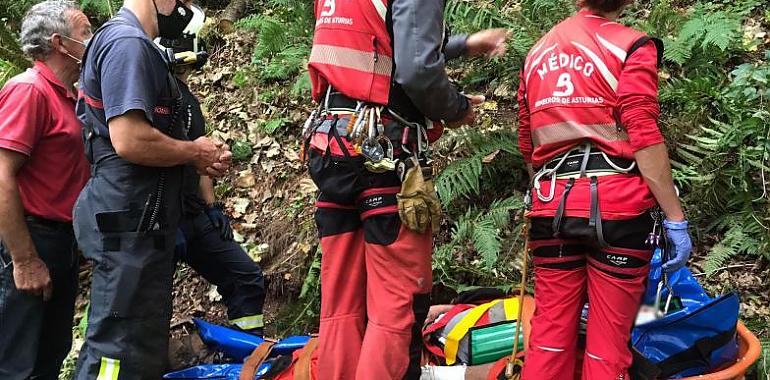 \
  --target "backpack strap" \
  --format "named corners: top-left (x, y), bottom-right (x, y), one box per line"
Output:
top-left (627, 36), bottom-right (665, 68)
top-left (240, 340), bottom-right (276, 380)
